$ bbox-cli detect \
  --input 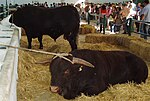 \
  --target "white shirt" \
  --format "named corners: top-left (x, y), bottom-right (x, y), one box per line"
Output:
top-left (126, 3), bottom-right (136, 19)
